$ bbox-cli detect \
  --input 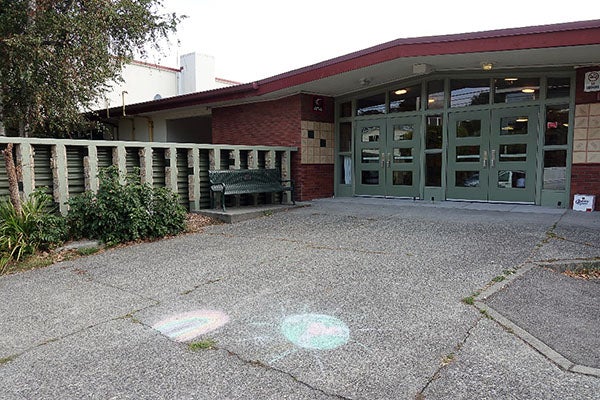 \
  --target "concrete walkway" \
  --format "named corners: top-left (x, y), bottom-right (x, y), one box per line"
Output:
top-left (1, 198), bottom-right (598, 399)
